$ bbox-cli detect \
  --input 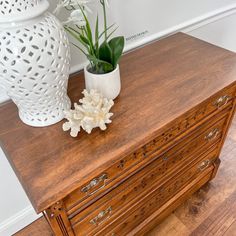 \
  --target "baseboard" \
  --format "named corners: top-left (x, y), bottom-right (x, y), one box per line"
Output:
top-left (0, 206), bottom-right (41, 236)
